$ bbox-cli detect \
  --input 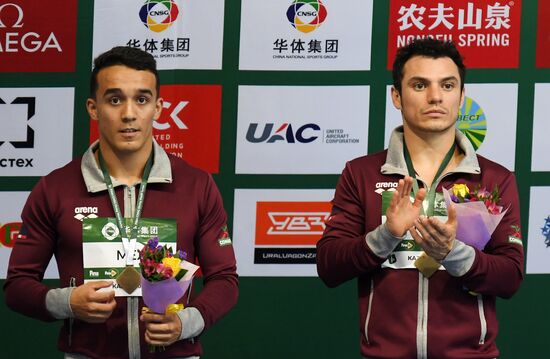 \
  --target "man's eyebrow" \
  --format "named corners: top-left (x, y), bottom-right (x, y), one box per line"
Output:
top-left (102, 88), bottom-right (154, 97)
top-left (407, 76), bottom-right (459, 83)
top-left (102, 88), bottom-right (122, 97)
